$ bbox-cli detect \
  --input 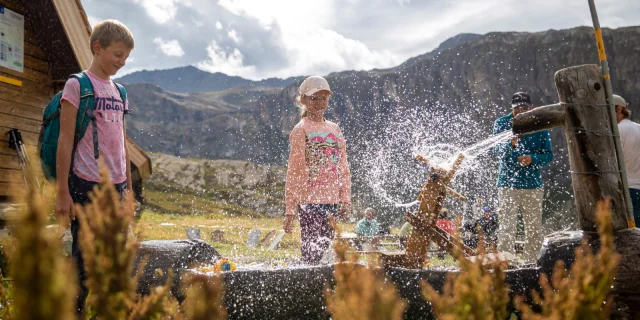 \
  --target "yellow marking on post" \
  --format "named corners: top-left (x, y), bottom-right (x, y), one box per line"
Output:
top-left (603, 74), bottom-right (610, 79)
top-left (594, 28), bottom-right (607, 61)
top-left (628, 219), bottom-right (636, 228)
top-left (0, 75), bottom-right (22, 87)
